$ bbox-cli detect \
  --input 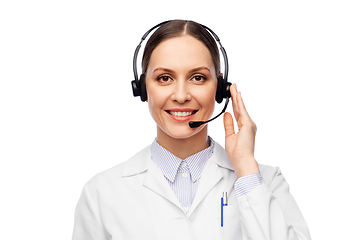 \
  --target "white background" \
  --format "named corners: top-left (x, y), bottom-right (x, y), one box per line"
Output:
top-left (1, 0), bottom-right (359, 239)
